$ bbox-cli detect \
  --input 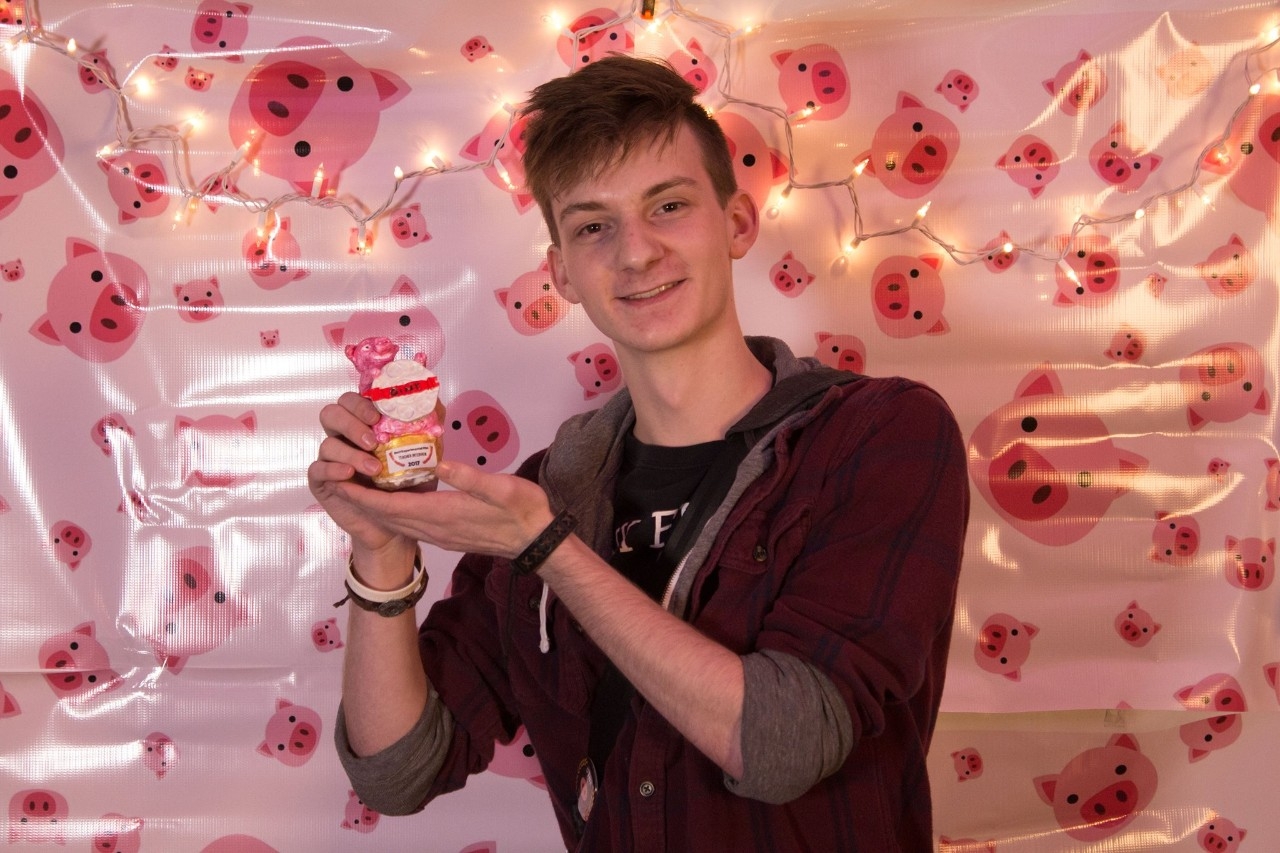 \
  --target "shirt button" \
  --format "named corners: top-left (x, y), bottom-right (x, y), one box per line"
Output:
top-left (638, 781), bottom-right (655, 797)
top-left (527, 596), bottom-right (540, 610)
top-left (752, 545), bottom-right (767, 562)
